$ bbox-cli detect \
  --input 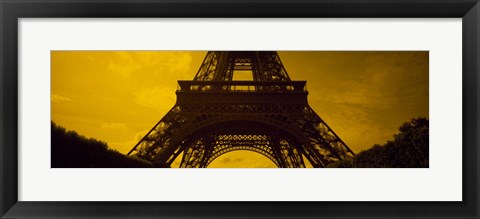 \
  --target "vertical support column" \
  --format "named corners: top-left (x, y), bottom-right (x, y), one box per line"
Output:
top-left (285, 145), bottom-right (306, 168)
top-left (271, 137), bottom-right (288, 168)
top-left (277, 138), bottom-right (306, 168)
top-left (198, 135), bottom-right (215, 168)
top-left (180, 138), bottom-right (203, 168)
top-left (179, 135), bottom-right (215, 168)
top-left (302, 143), bottom-right (328, 168)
